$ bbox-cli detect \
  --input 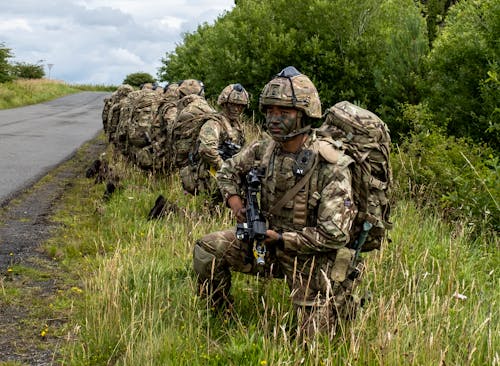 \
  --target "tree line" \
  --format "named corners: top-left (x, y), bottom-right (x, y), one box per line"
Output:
top-left (158, 0), bottom-right (499, 150)
top-left (159, 0), bottom-right (498, 235)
